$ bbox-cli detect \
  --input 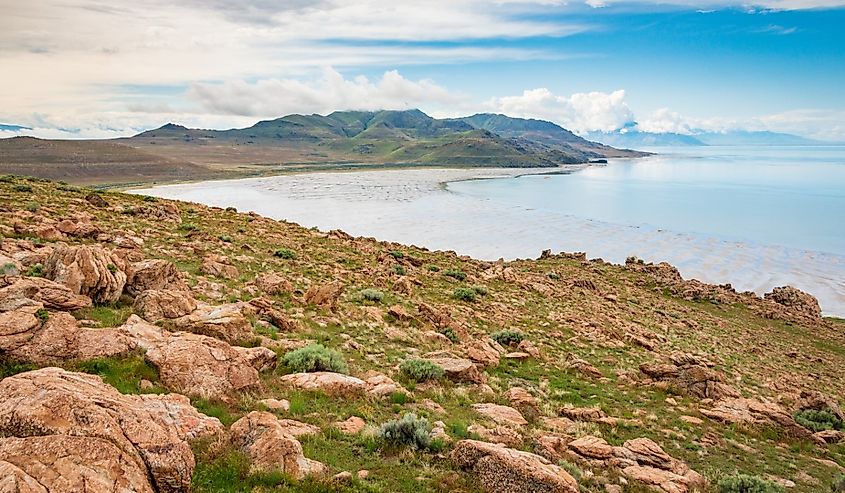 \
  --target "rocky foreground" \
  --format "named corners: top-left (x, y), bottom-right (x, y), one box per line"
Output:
top-left (0, 175), bottom-right (843, 493)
